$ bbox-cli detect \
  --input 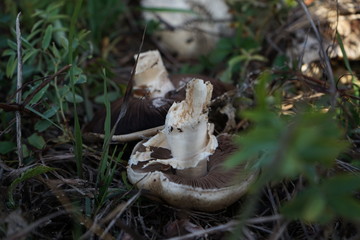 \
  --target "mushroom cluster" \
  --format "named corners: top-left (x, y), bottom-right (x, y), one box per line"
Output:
top-left (84, 50), bottom-right (234, 142)
top-left (127, 79), bottom-right (256, 211)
